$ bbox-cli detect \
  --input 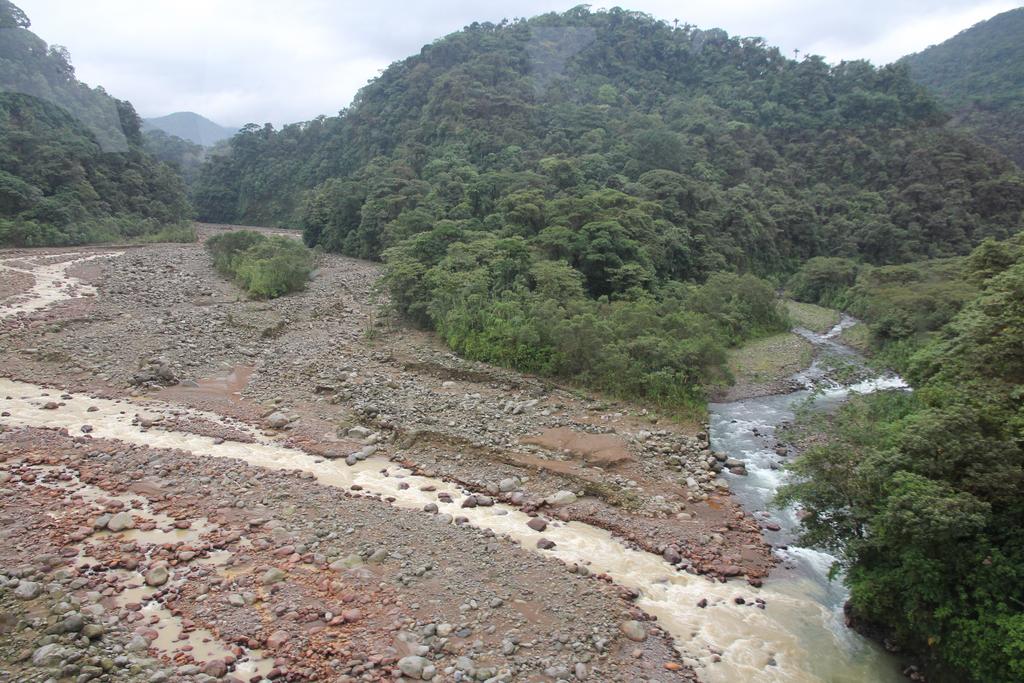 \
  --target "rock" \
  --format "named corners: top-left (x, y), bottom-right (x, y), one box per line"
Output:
top-left (226, 593), bottom-right (245, 607)
top-left (527, 517), bottom-right (547, 532)
top-left (423, 503), bottom-right (438, 513)
top-left (125, 634), bottom-right (149, 652)
top-left (145, 566), bottom-right (169, 587)
top-left (662, 548), bottom-right (683, 565)
top-left (536, 538), bottom-right (556, 550)
top-left (265, 412), bottom-right (290, 429)
top-left (347, 426), bottom-right (372, 439)
top-left (498, 478), bottom-right (518, 493)
top-left (367, 548), bottom-right (388, 564)
top-left (619, 620), bottom-right (647, 642)
top-left (82, 624), bottom-right (105, 639)
top-left (43, 401), bottom-right (59, 410)
top-left (257, 631), bottom-right (288, 652)
top-left (105, 511), bottom-right (133, 532)
top-left (62, 613), bottom-right (85, 633)
top-left (398, 655), bottom-right (429, 679)
top-left (203, 660), bottom-right (227, 678)
top-left (546, 490), bottom-right (577, 506)
top-left (261, 567), bottom-right (286, 585)
top-left (328, 554), bottom-right (362, 570)
top-left (32, 643), bottom-right (66, 667)
top-left (14, 580), bottom-right (42, 600)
